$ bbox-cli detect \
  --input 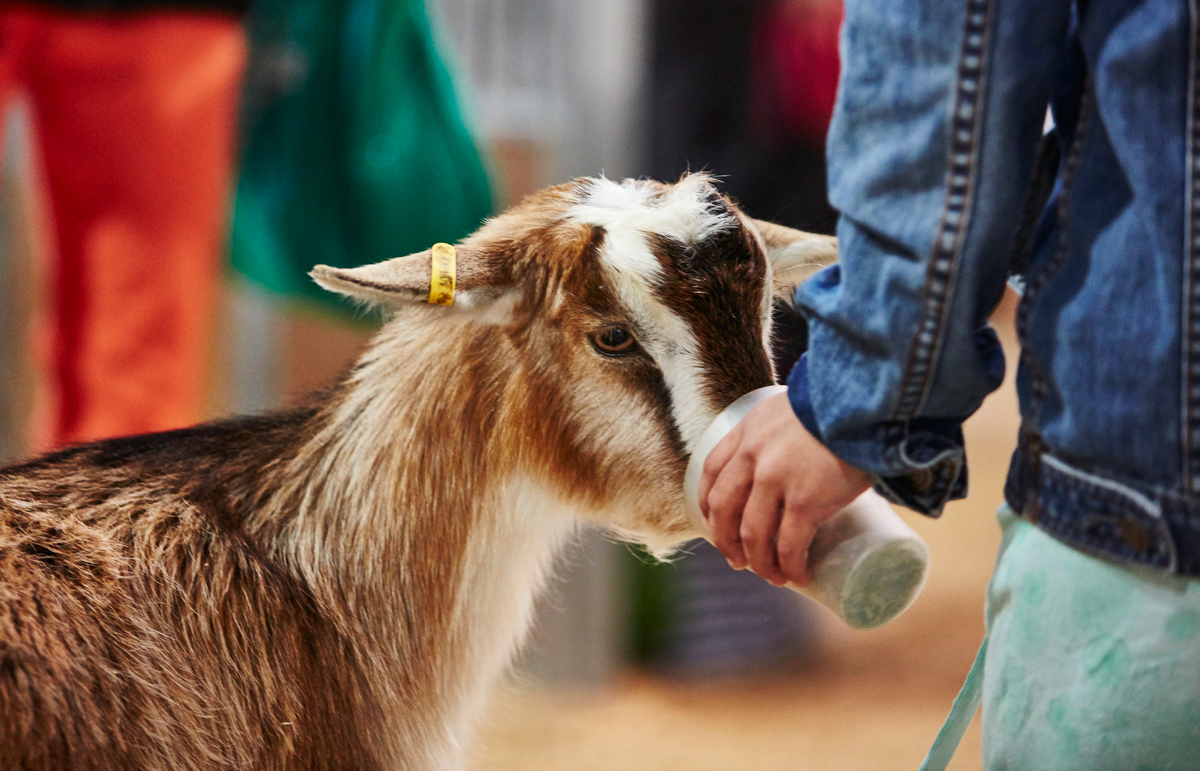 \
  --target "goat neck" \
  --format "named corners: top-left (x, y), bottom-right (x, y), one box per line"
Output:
top-left (262, 308), bottom-right (576, 769)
